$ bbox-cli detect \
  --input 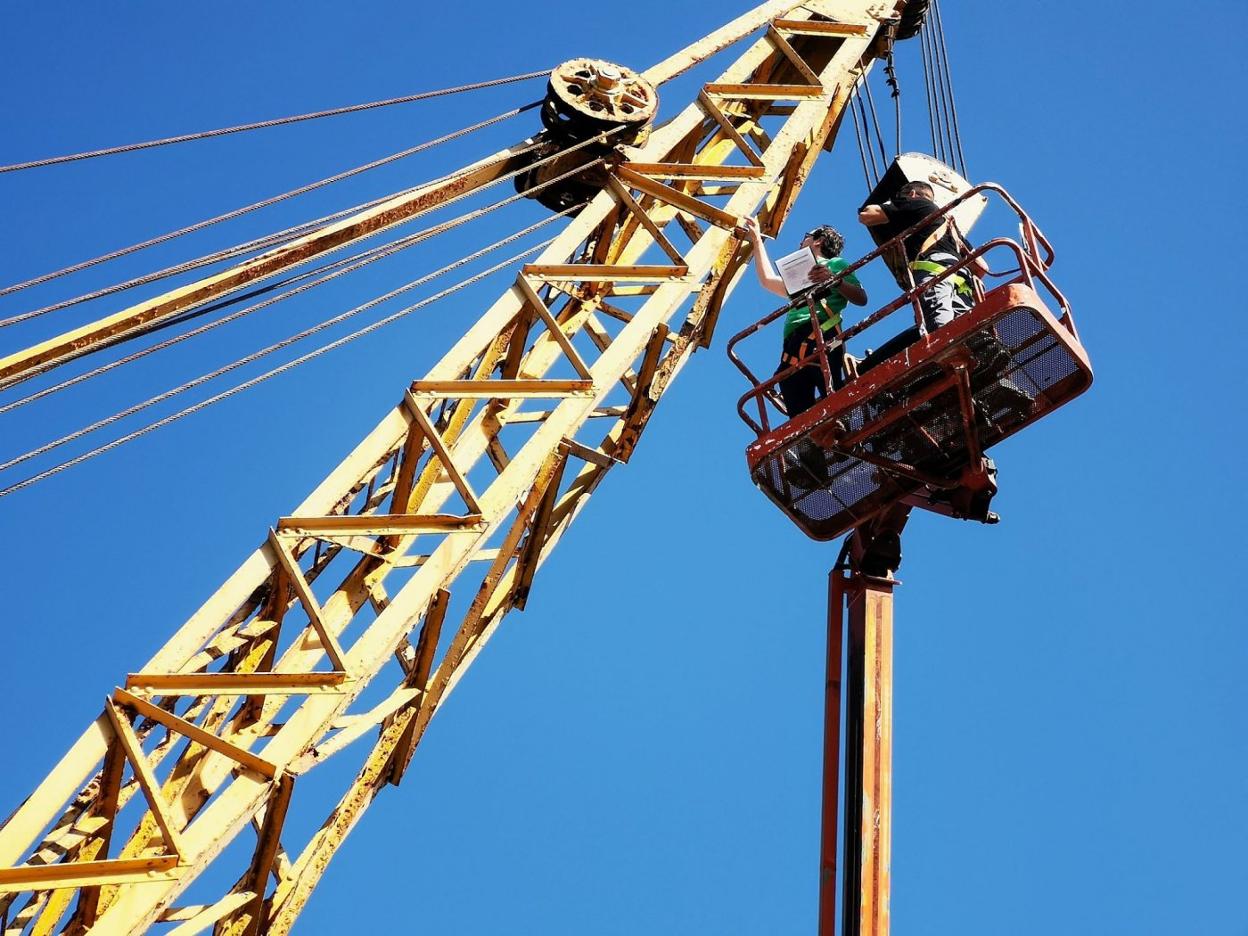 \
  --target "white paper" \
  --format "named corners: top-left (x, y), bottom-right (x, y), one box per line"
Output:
top-left (775, 246), bottom-right (821, 296)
